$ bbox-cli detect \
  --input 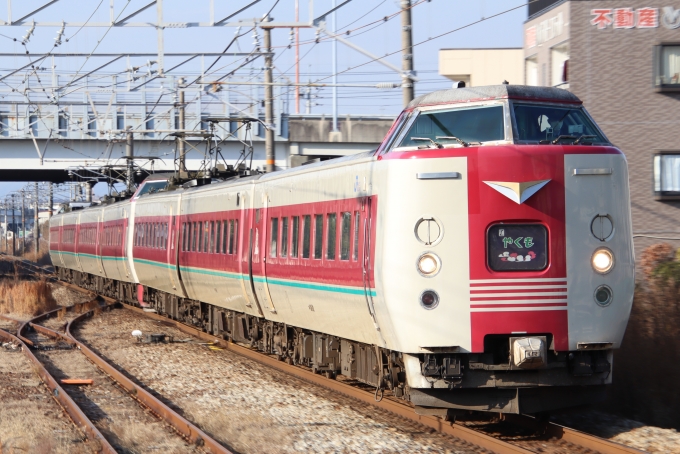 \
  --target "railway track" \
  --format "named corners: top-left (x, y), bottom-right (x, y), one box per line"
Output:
top-left (1, 259), bottom-right (647, 453)
top-left (0, 277), bottom-right (232, 454)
